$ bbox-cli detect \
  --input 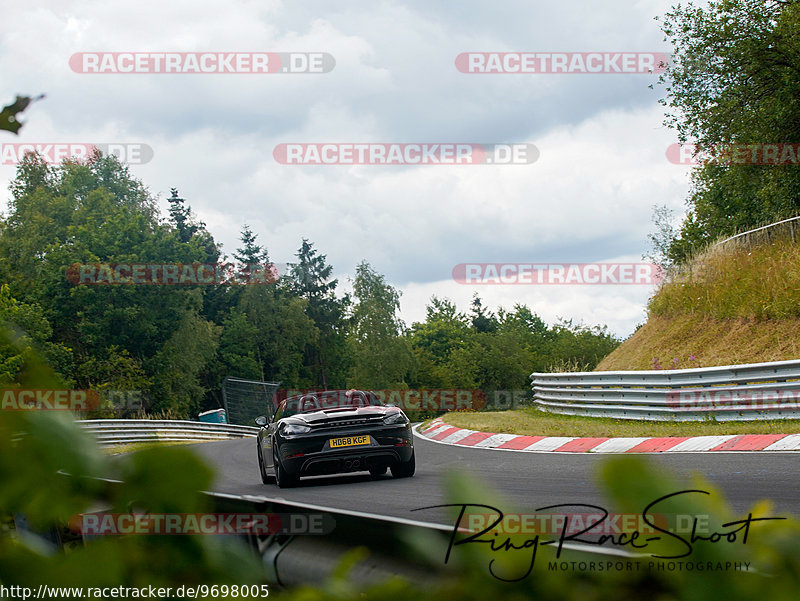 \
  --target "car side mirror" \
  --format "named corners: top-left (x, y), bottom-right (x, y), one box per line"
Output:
top-left (254, 416), bottom-right (267, 427)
